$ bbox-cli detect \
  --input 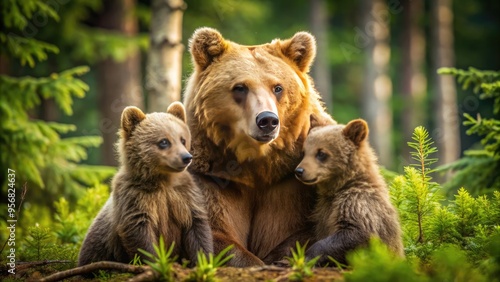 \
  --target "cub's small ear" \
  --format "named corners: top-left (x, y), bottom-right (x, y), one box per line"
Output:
top-left (189, 27), bottom-right (228, 71)
top-left (280, 32), bottom-right (316, 73)
top-left (342, 119), bottom-right (369, 147)
top-left (121, 106), bottom-right (146, 139)
top-left (309, 112), bottom-right (335, 132)
top-left (167, 101), bottom-right (187, 123)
